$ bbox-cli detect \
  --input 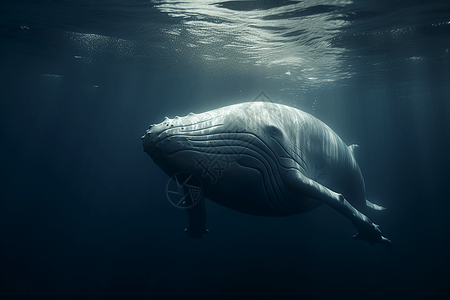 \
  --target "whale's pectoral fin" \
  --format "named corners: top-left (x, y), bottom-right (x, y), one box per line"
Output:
top-left (352, 221), bottom-right (392, 247)
top-left (283, 170), bottom-right (391, 247)
top-left (183, 186), bottom-right (209, 238)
